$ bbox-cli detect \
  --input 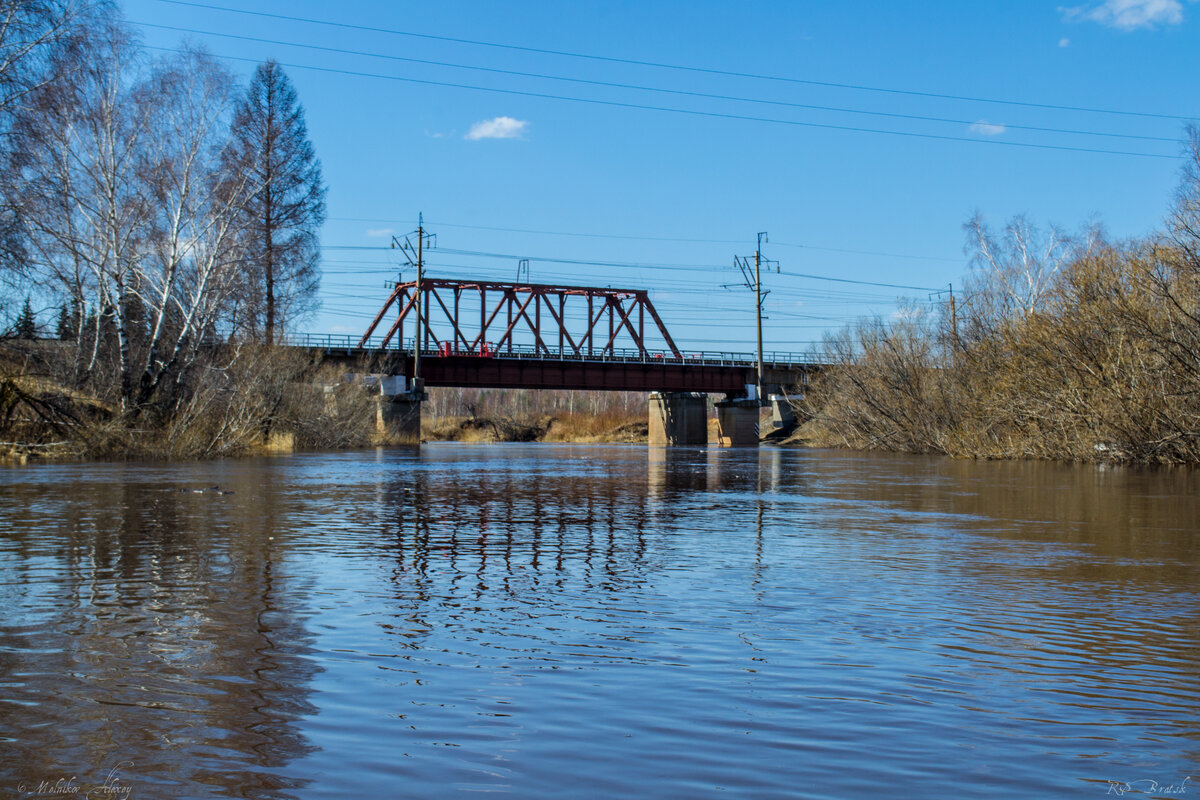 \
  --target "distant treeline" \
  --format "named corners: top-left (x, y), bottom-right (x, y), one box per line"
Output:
top-left (801, 127), bottom-right (1200, 465)
top-left (426, 387), bottom-right (646, 420)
